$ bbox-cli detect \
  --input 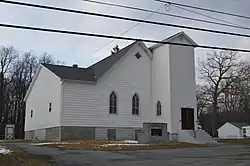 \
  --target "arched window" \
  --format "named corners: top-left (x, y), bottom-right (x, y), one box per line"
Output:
top-left (109, 91), bottom-right (117, 114)
top-left (157, 101), bottom-right (161, 116)
top-left (132, 93), bottom-right (140, 115)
